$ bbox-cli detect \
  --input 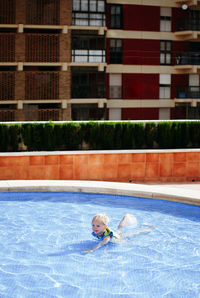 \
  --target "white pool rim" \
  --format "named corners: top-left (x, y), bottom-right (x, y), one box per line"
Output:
top-left (0, 180), bottom-right (199, 206)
